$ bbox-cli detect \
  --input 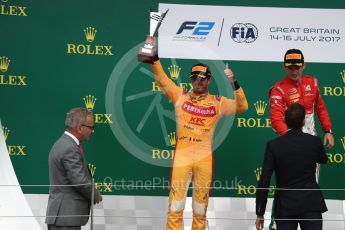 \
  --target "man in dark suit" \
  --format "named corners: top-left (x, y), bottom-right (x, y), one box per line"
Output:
top-left (255, 103), bottom-right (328, 230)
top-left (46, 107), bottom-right (102, 230)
